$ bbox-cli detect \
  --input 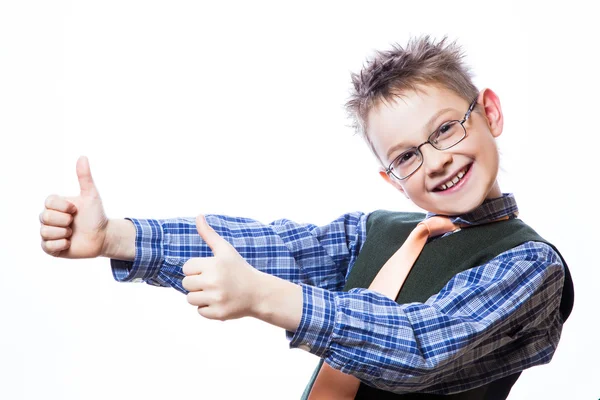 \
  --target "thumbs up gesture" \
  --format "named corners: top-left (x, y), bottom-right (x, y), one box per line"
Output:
top-left (182, 215), bottom-right (264, 321)
top-left (40, 156), bottom-right (109, 258)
